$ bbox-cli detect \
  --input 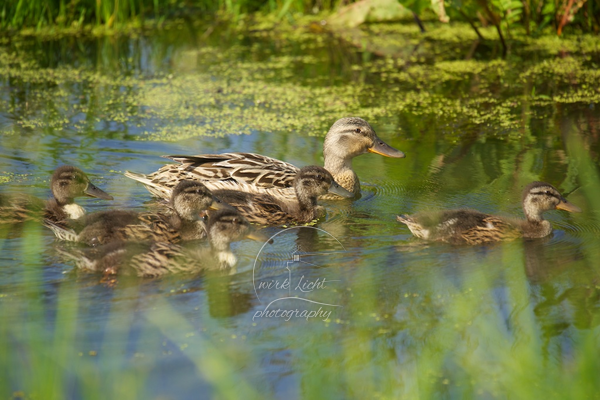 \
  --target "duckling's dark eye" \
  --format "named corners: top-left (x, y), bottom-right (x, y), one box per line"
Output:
top-left (60, 181), bottom-right (68, 187)
top-left (316, 174), bottom-right (323, 181)
top-left (355, 128), bottom-right (361, 133)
